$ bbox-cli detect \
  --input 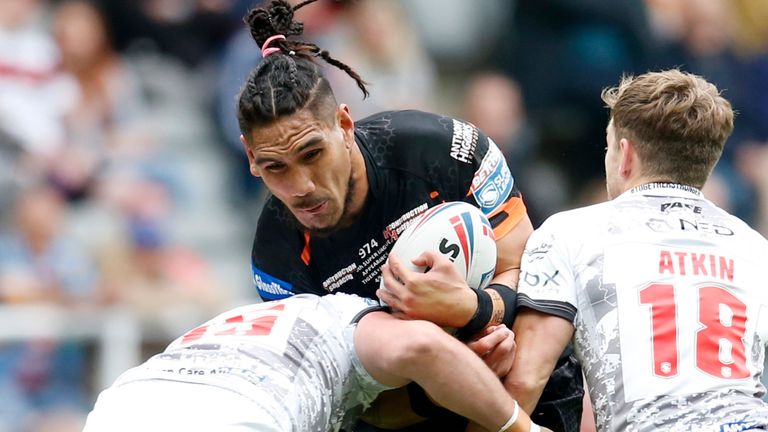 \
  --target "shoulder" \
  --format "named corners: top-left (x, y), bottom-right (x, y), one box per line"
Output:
top-left (525, 202), bottom-right (612, 258)
top-left (356, 109), bottom-right (490, 173)
top-left (537, 202), bottom-right (611, 236)
top-left (355, 110), bottom-right (469, 150)
top-left (356, 109), bottom-right (453, 132)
